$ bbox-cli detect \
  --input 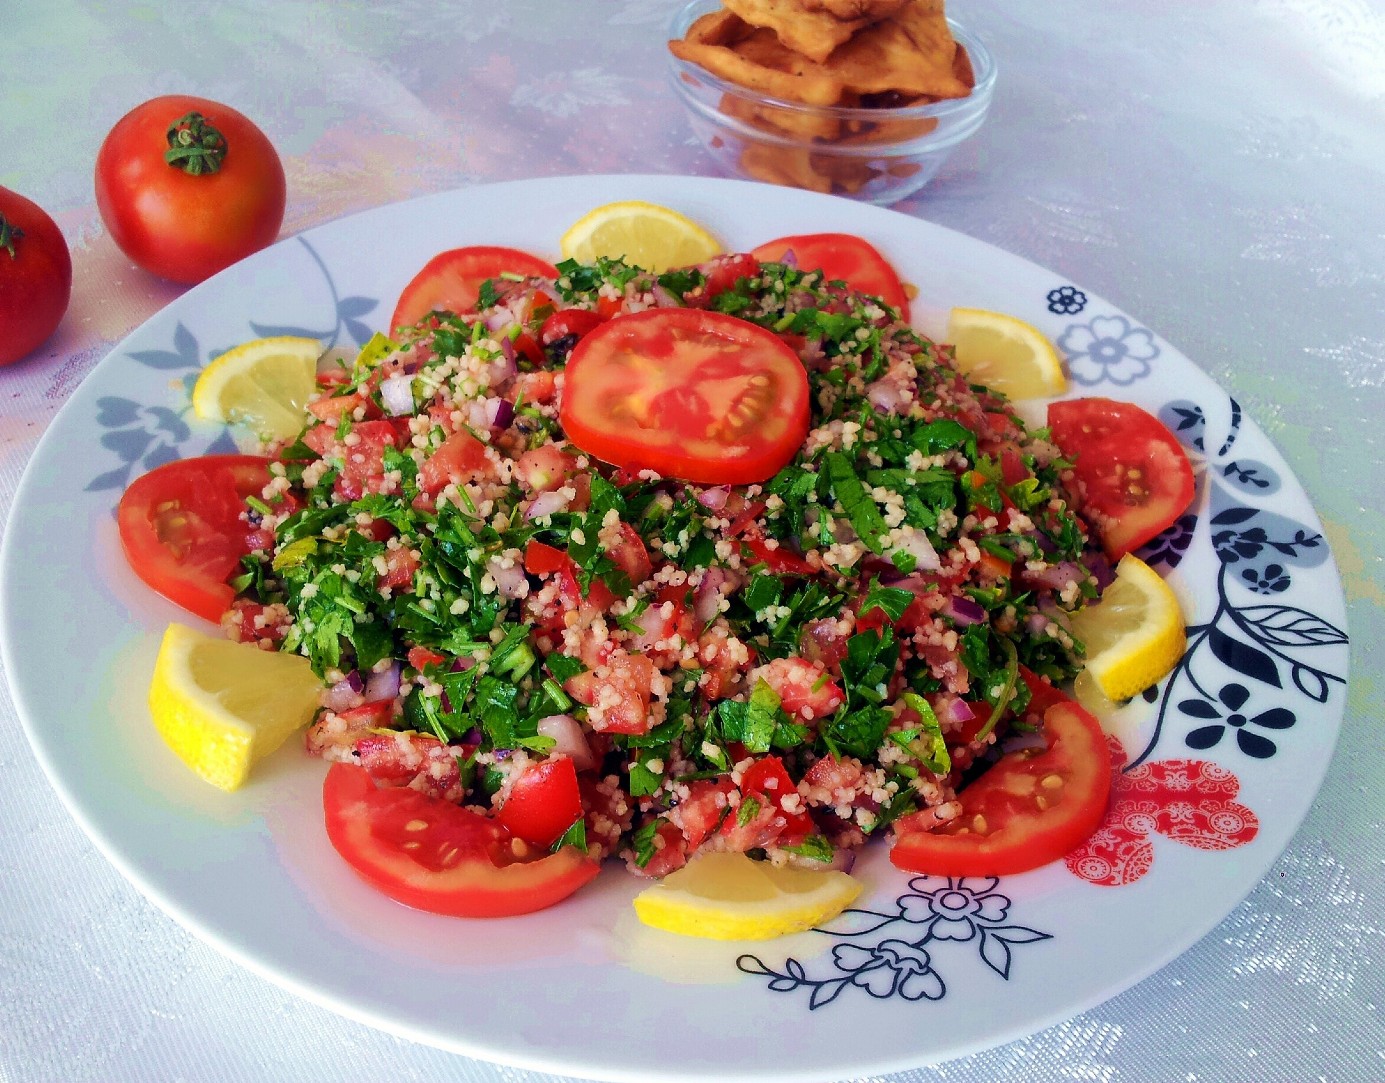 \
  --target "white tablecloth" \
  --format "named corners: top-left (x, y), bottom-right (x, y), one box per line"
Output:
top-left (2, 2), bottom-right (1381, 1080)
